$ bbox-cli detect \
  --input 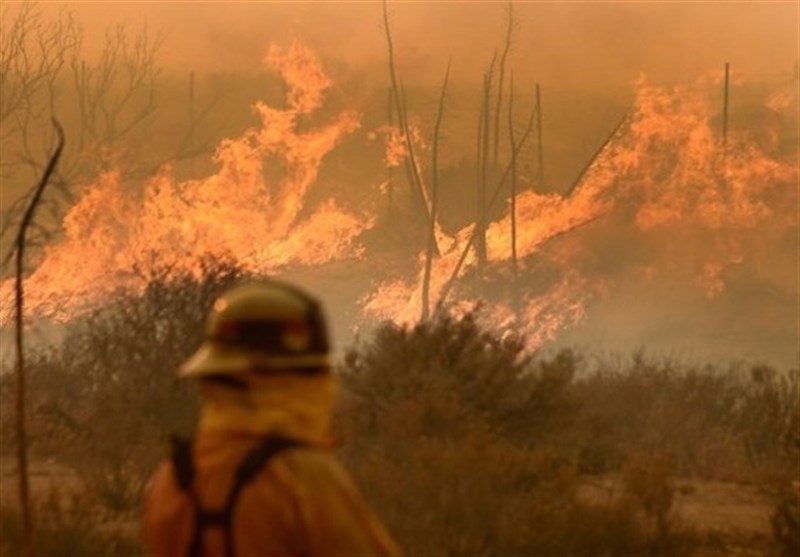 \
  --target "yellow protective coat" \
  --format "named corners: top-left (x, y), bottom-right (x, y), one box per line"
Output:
top-left (142, 373), bottom-right (401, 557)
